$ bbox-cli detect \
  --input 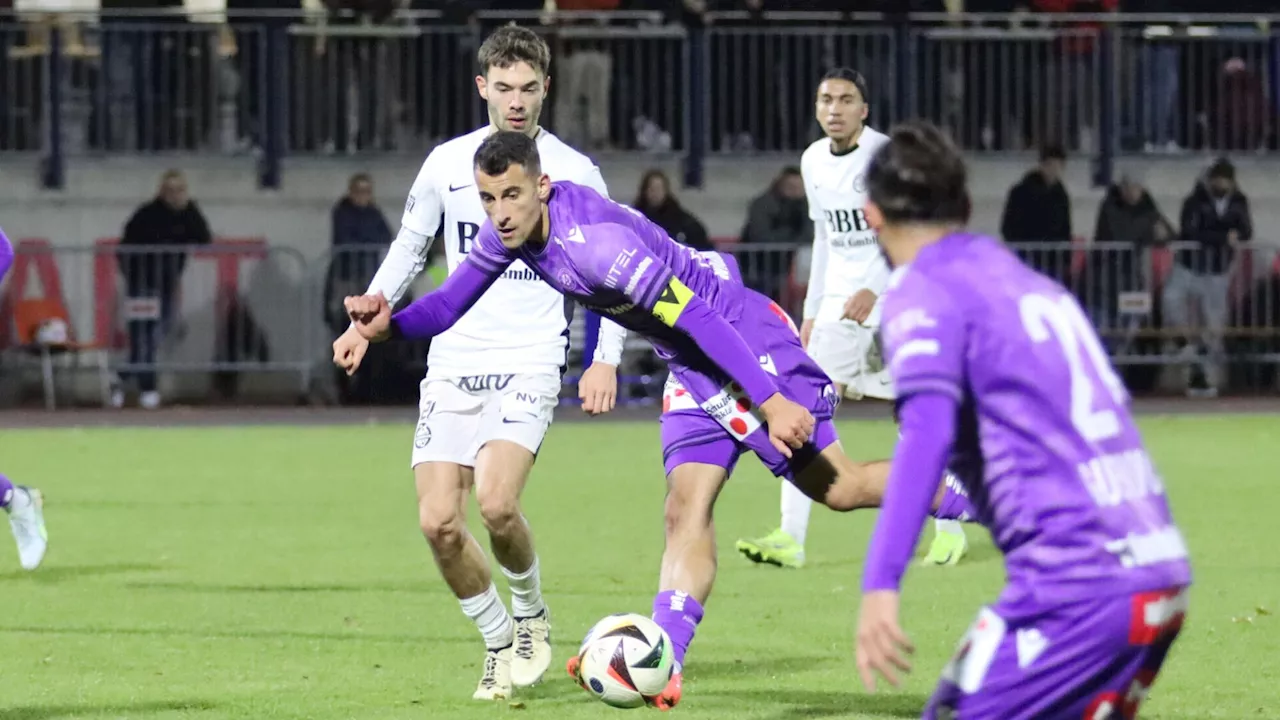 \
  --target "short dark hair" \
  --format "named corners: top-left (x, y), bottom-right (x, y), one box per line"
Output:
top-left (474, 131), bottom-right (542, 179)
top-left (477, 24), bottom-right (551, 77)
top-left (1207, 157), bottom-right (1235, 181)
top-left (1039, 144), bottom-right (1067, 162)
top-left (866, 121), bottom-right (970, 224)
top-left (819, 67), bottom-right (870, 106)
